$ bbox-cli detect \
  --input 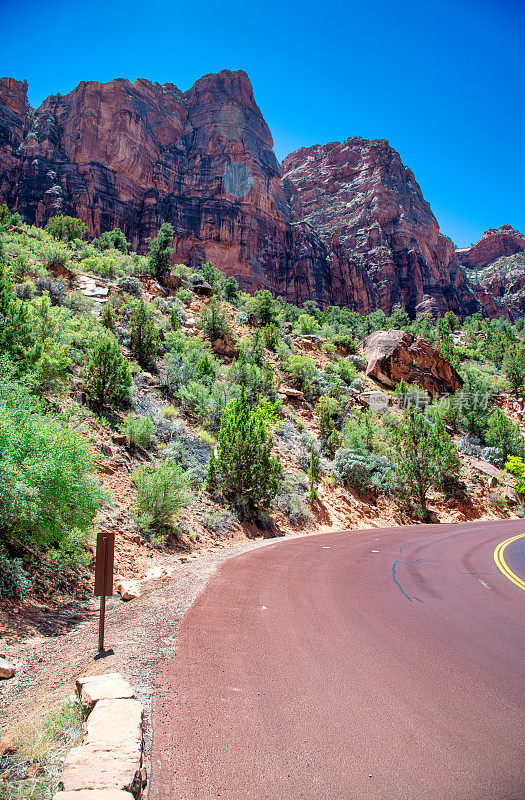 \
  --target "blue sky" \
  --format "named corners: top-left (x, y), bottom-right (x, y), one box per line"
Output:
top-left (1, 0), bottom-right (523, 247)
